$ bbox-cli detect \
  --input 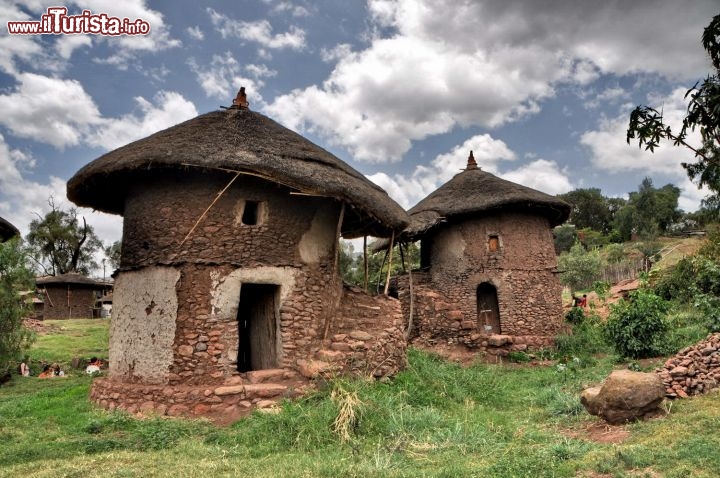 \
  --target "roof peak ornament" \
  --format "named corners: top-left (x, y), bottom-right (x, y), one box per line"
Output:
top-left (466, 150), bottom-right (479, 170)
top-left (231, 87), bottom-right (249, 109)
